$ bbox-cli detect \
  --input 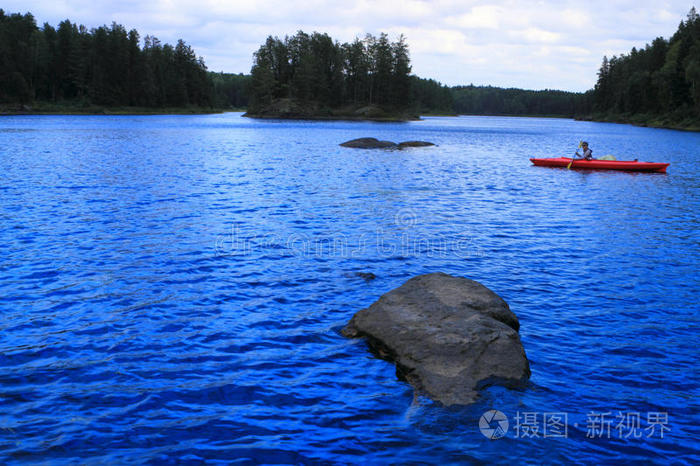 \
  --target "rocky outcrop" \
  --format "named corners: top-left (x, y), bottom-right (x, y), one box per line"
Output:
top-left (342, 273), bottom-right (530, 406)
top-left (244, 98), bottom-right (326, 119)
top-left (340, 138), bottom-right (435, 149)
top-left (244, 99), bottom-right (419, 121)
top-left (353, 105), bottom-right (387, 118)
top-left (340, 138), bottom-right (397, 149)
